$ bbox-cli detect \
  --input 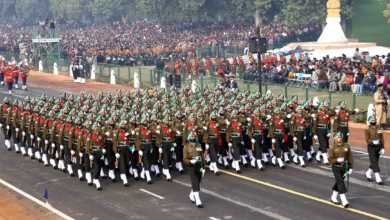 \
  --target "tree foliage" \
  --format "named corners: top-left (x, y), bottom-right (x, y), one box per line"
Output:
top-left (0, 0), bottom-right (356, 26)
top-left (379, 0), bottom-right (390, 23)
